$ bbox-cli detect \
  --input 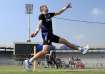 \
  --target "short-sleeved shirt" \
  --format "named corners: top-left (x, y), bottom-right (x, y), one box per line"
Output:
top-left (39, 13), bottom-right (55, 34)
top-left (39, 13), bottom-right (60, 45)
